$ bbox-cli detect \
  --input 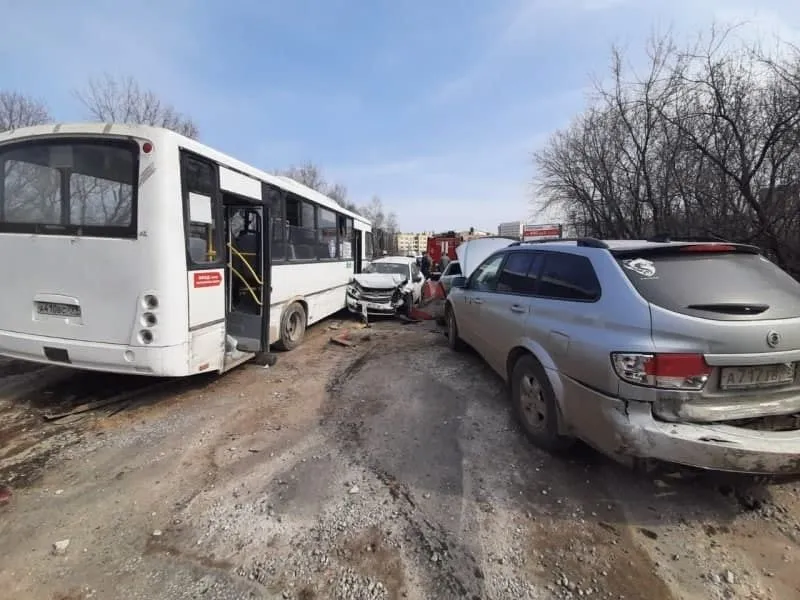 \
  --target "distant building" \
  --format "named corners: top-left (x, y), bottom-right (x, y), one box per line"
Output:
top-left (497, 221), bottom-right (523, 239)
top-left (394, 232), bottom-right (429, 255)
